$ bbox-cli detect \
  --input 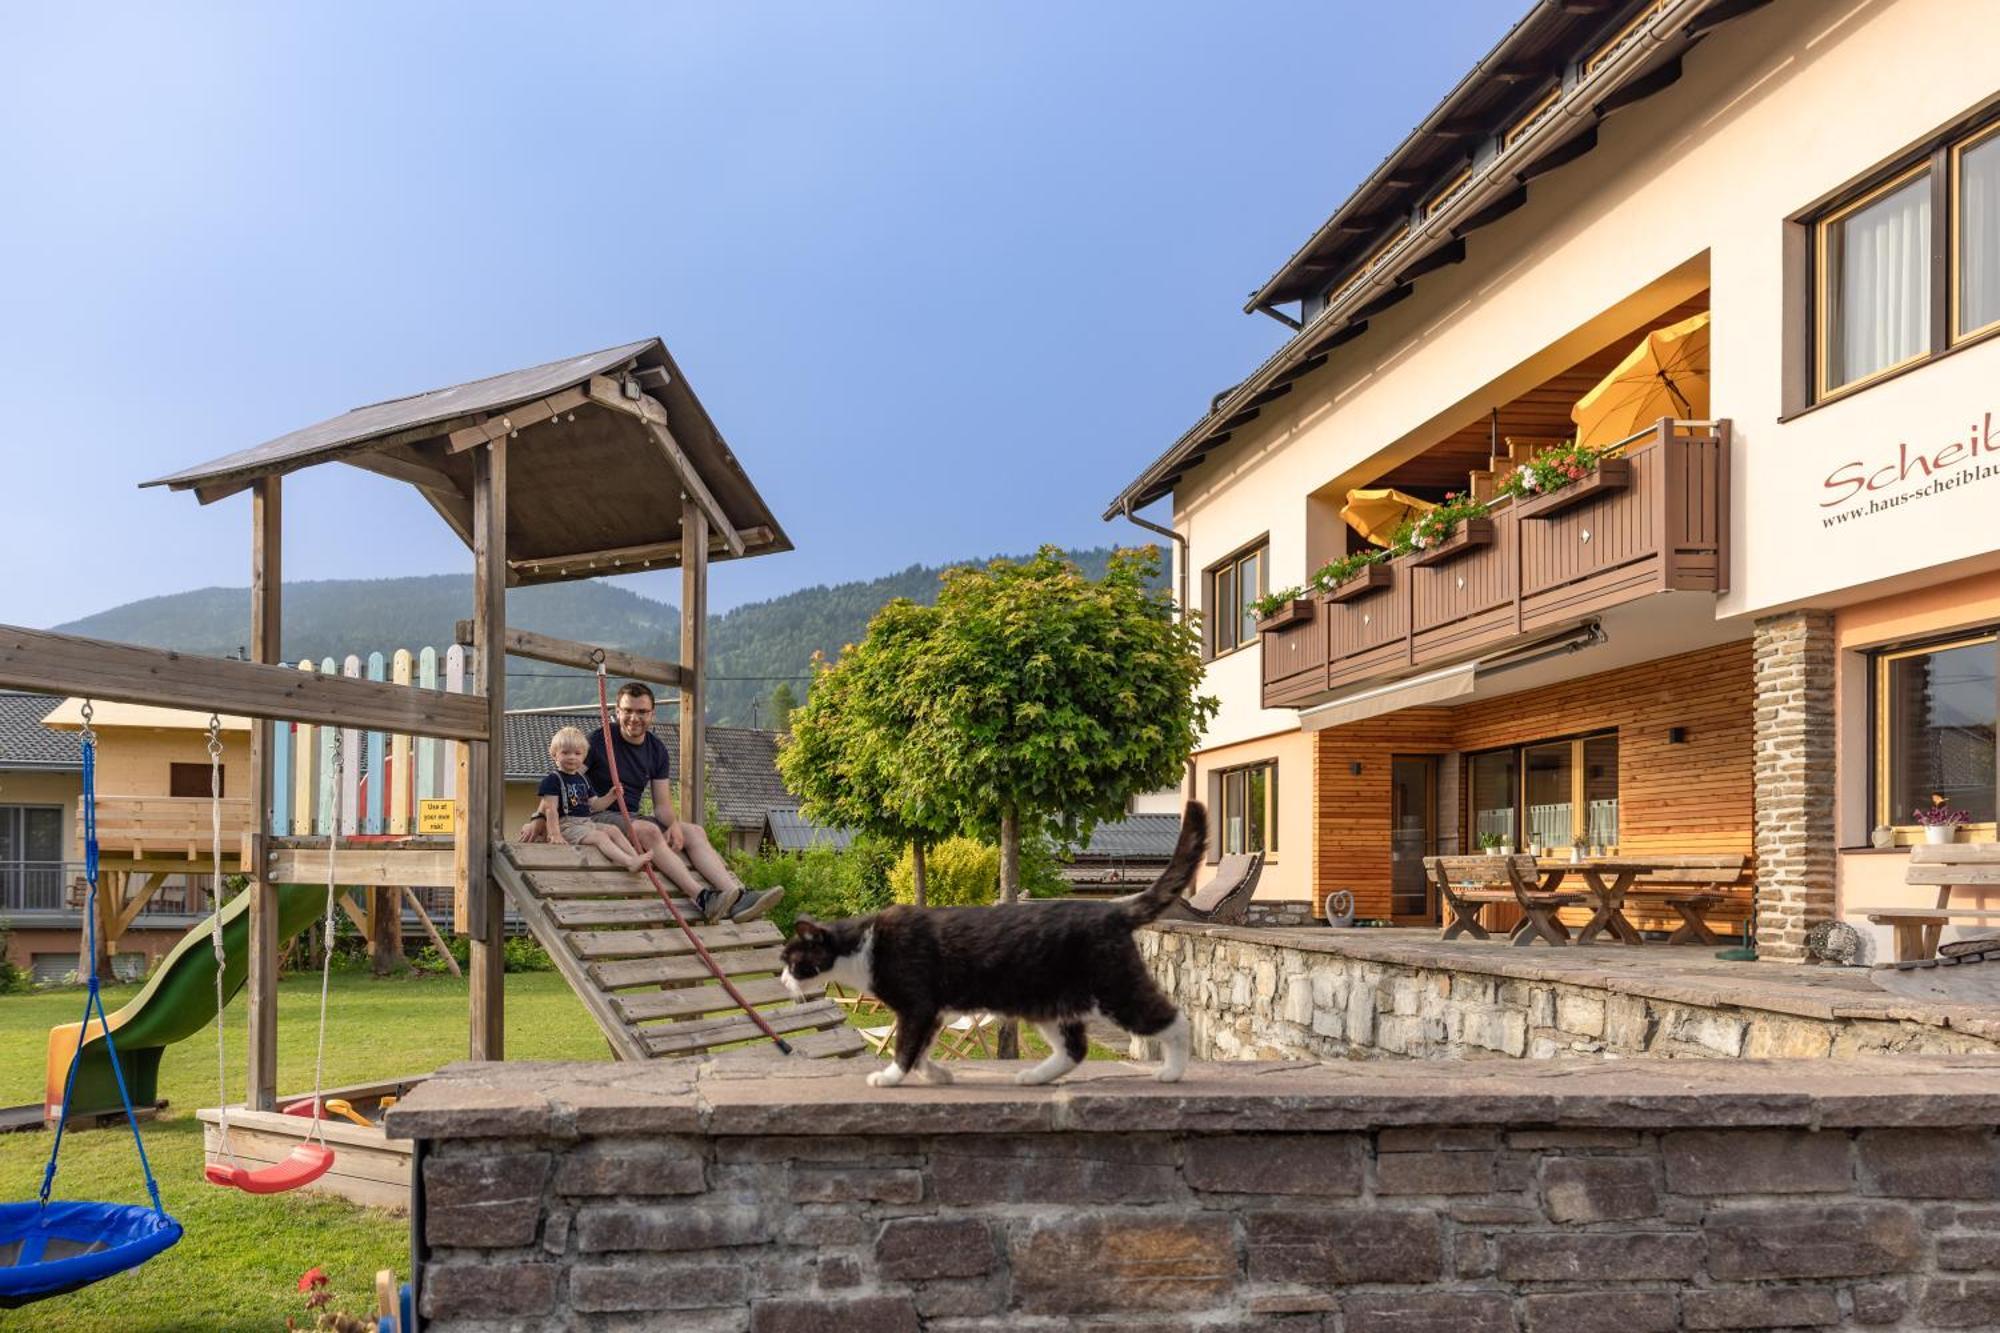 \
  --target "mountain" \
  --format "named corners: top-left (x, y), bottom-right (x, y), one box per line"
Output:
top-left (51, 546), bottom-right (1163, 724)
